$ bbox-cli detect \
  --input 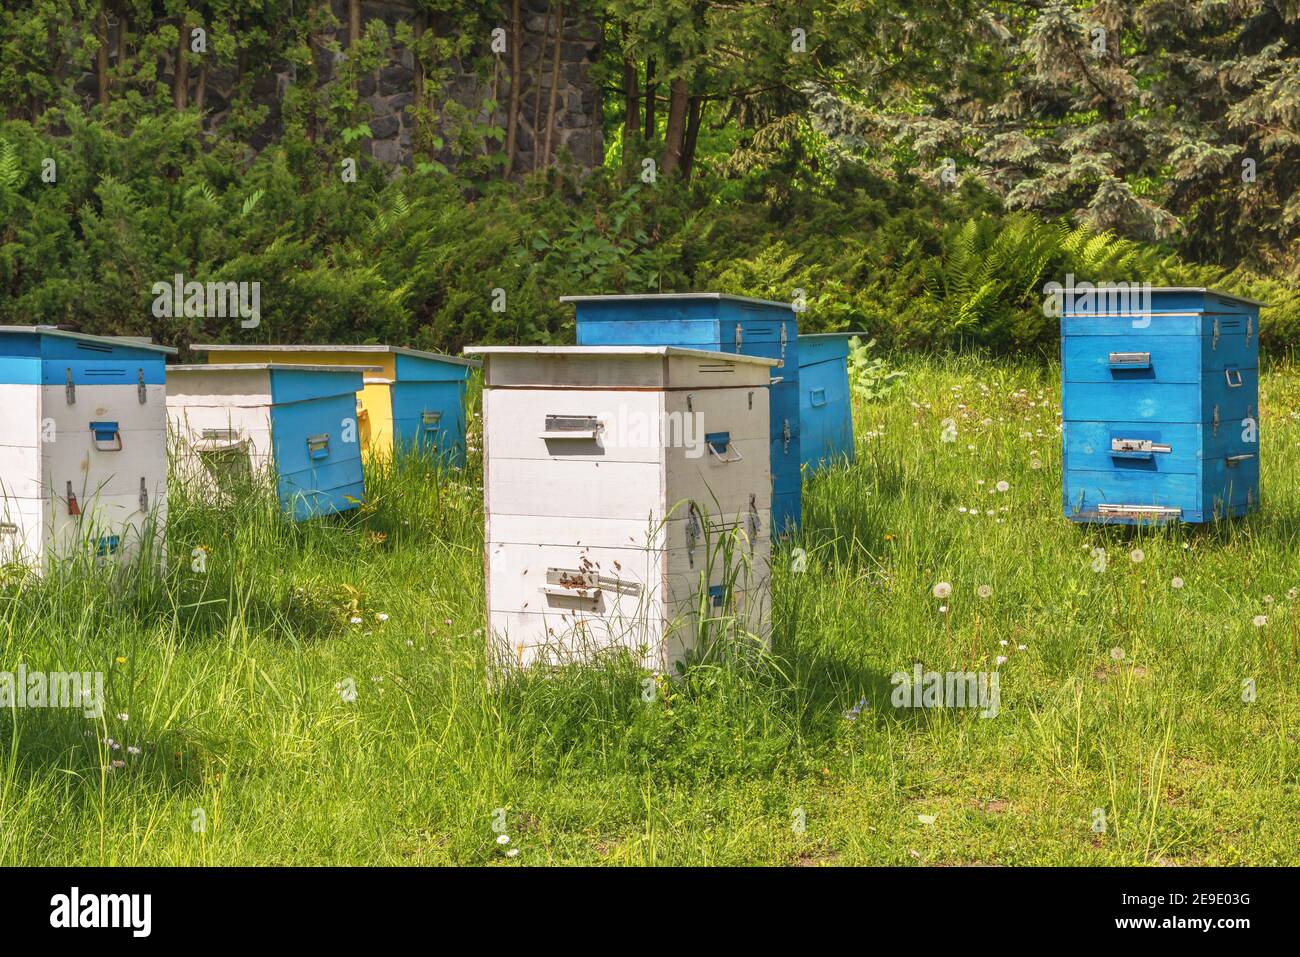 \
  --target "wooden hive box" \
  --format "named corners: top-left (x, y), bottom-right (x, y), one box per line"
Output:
top-left (166, 363), bottom-right (376, 520)
top-left (1061, 286), bottom-right (1264, 524)
top-left (797, 333), bottom-right (857, 470)
top-left (466, 345), bottom-right (776, 673)
top-left (0, 326), bottom-right (175, 570)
